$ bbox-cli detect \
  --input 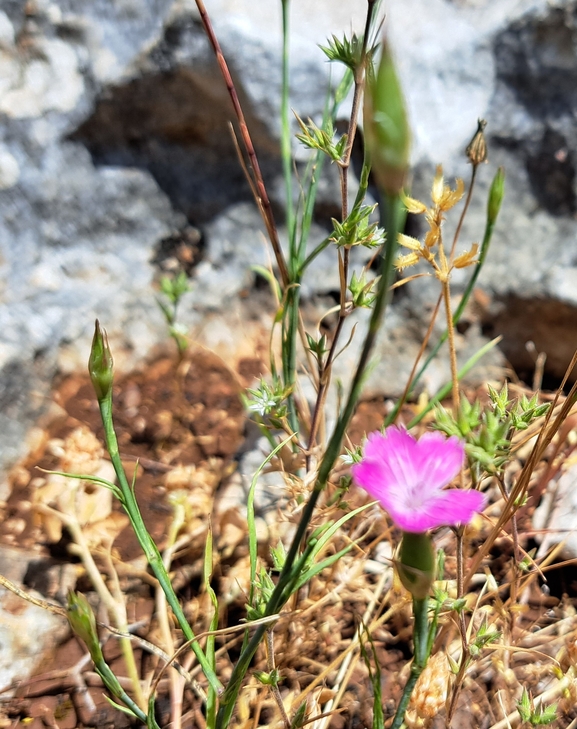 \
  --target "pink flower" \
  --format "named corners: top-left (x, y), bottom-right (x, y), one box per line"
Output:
top-left (351, 426), bottom-right (484, 533)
